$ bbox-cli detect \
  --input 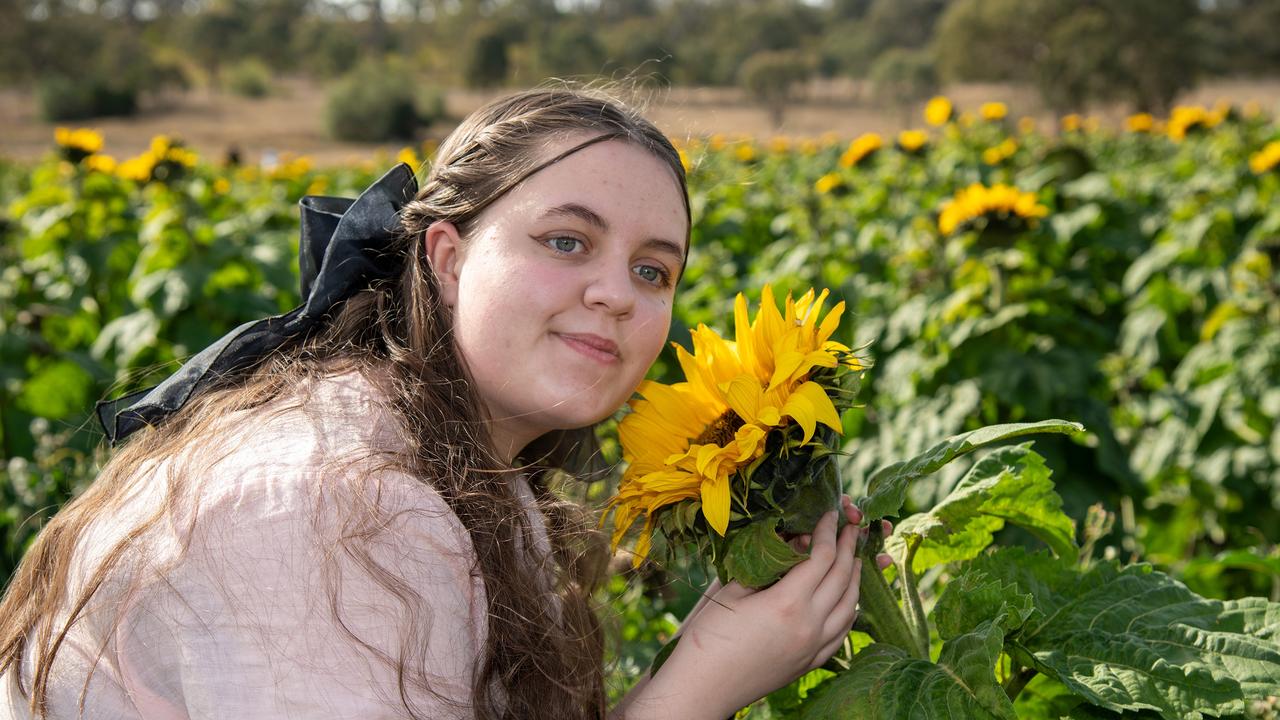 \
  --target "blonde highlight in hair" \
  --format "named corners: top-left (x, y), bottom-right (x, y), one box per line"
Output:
top-left (0, 82), bottom-right (689, 719)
